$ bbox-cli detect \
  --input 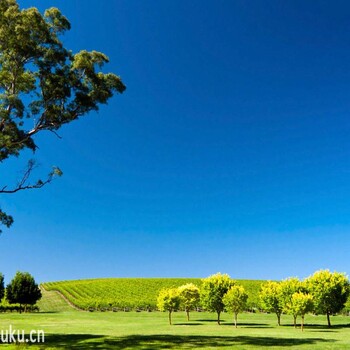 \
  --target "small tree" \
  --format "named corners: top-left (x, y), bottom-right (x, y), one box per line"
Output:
top-left (157, 288), bottom-right (181, 325)
top-left (6, 272), bottom-right (41, 312)
top-left (286, 292), bottom-right (313, 331)
top-left (259, 281), bottom-right (283, 326)
top-left (280, 277), bottom-right (304, 327)
top-left (200, 273), bottom-right (235, 325)
top-left (178, 283), bottom-right (200, 321)
top-left (223, 285), bottom-right (248, 328)
top-left (305, 269), bottom-right (350, 327)
top-left (0, 273), bottom-right (4, 301)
